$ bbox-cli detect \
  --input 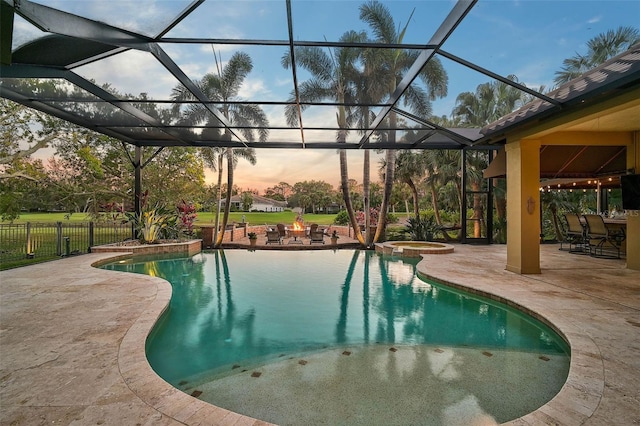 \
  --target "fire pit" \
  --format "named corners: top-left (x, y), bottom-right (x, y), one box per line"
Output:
top-left (288, 222), bottom-right (306, 244)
